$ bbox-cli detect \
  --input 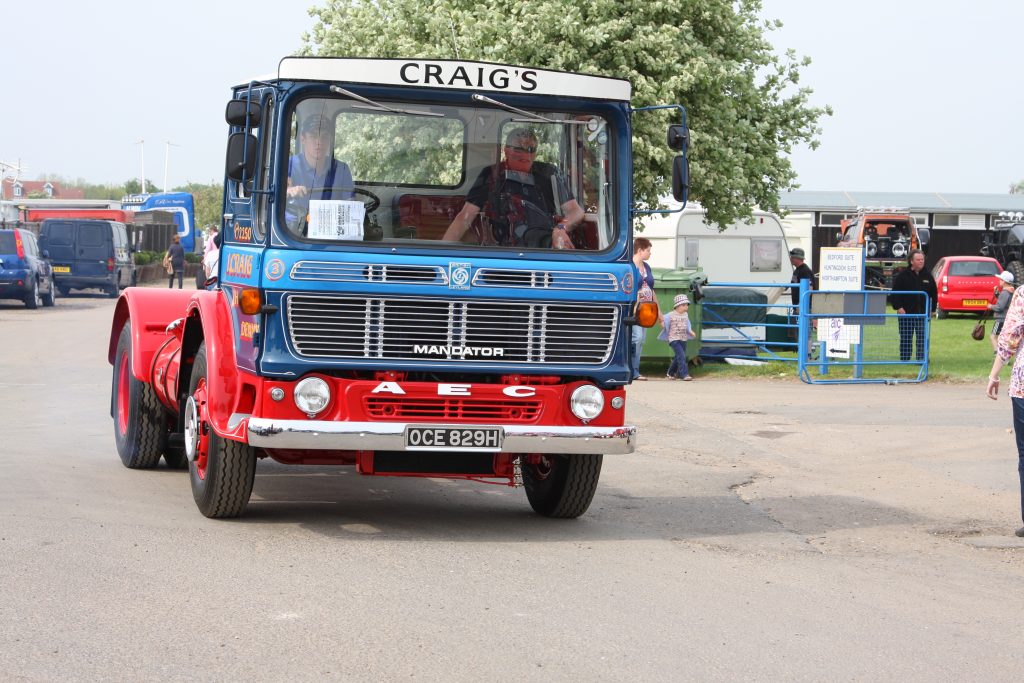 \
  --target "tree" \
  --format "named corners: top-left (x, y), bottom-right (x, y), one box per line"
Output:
top-left (301, 0), bottom-right (830, 226)
top-left (1011, 180), bottom-right (1024, 195)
